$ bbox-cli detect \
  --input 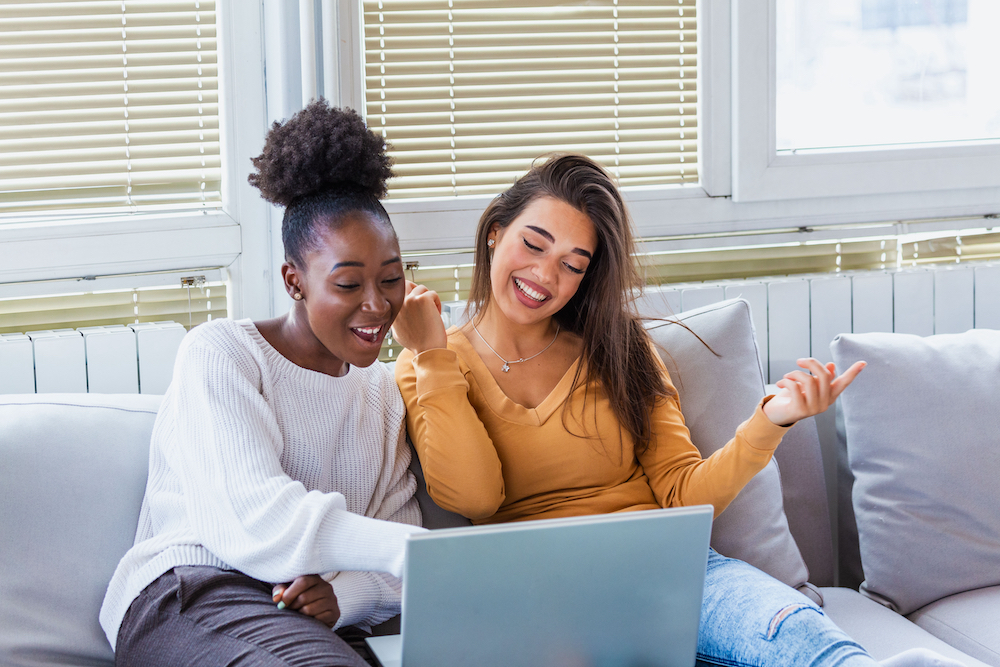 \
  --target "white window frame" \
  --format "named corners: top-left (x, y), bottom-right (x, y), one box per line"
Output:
top-left (0, 0), bottom-right (273, 321)
top-left (731, 0), bottom-right (1000, 204)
